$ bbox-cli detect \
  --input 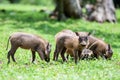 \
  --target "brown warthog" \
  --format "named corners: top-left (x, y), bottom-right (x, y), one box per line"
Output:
top-left (53, 30), bottom-right (91, 64)
top-left (6, 32), bottom-right (51, 64)
top-left (80, 48), bottom-right (94, 60)
top-left (53, 29), bottom-right (76, 61)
